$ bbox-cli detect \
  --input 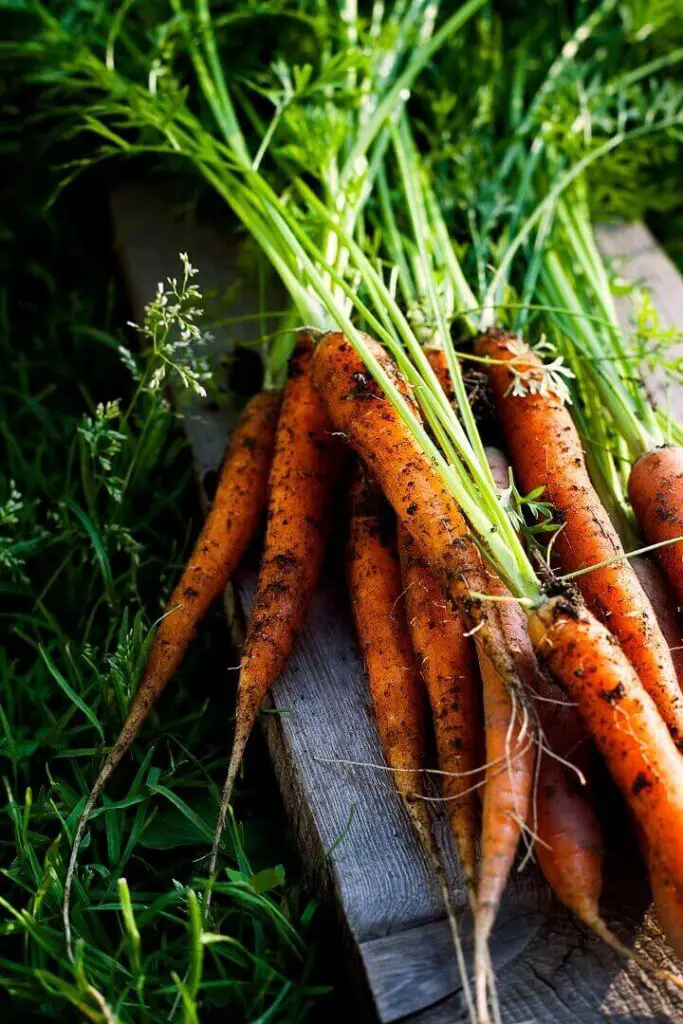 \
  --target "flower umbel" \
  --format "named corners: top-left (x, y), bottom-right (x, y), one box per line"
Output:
top-left (130, 253), bottom-right (212, 398)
